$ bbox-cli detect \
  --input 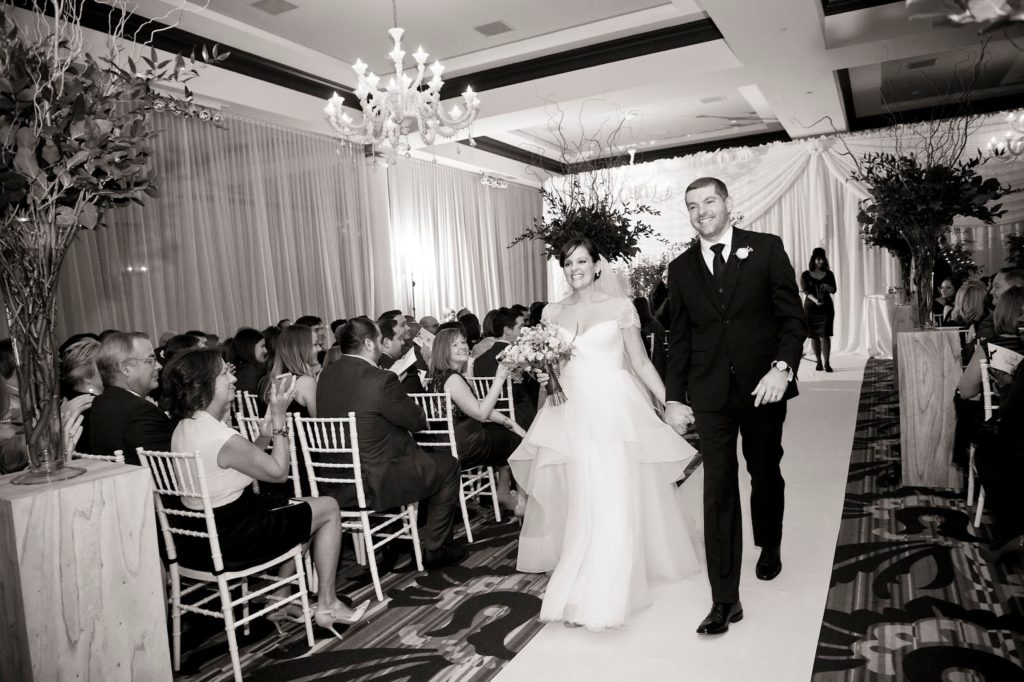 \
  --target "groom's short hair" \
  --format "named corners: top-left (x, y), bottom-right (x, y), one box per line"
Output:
top-left (685, 176), bottom-right (729, 200)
